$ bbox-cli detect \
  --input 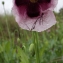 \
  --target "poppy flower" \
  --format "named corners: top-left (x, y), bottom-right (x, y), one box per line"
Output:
top-left (12, 0), bottom-right (58, 32)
